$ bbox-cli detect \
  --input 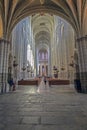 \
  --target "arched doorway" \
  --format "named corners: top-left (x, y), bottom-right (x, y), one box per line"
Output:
top-left (11, 14), bottom-right (75, 83)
